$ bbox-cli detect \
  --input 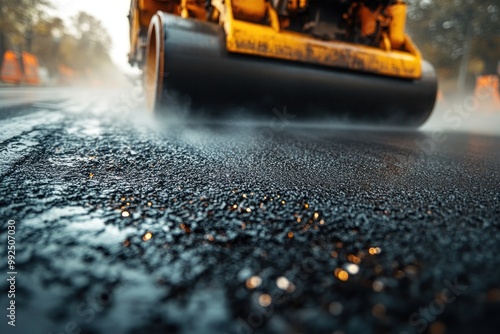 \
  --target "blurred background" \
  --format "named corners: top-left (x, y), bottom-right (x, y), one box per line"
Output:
top-left (407, 0), bottom-right (499, 95)
top-left (0, 0), bottom-right (133, 86)
top-left (0, 0), bottom-right (499, 127)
